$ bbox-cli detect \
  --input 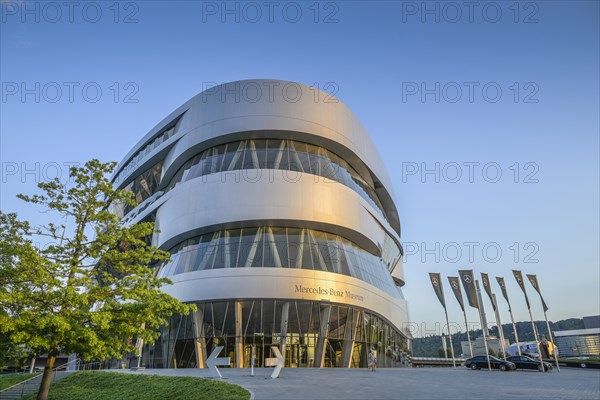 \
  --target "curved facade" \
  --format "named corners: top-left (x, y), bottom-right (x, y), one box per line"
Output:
top-left (112, 80), bottom-right (410, 368)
